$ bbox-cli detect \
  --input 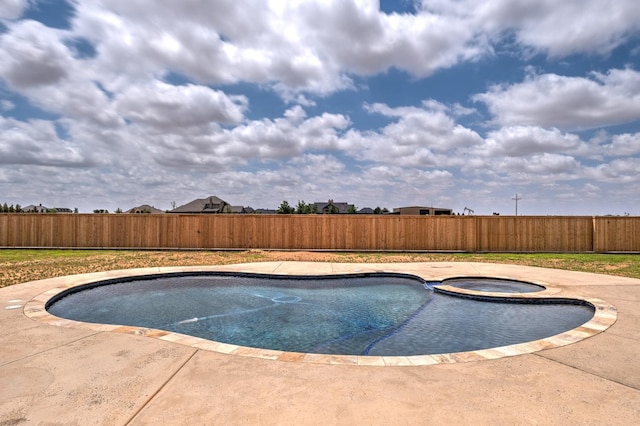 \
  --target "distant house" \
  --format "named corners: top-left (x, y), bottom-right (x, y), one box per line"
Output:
top-left (229, 205), bottom-right (254, 214)
top-left (169, 196), bottom-right (231, 214)
top-left (313, 200), bottom-right (355, 214)
top-left (358, 207), bottom-right (374, 214)
top-left (126, 204), bottom-right (165, 214)
top-left (392, 206), bottom-right (453, 215)
top-left (23, 204), bottom-right (48, 213)
top-left (22, 204), bottom-right (72, 213)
